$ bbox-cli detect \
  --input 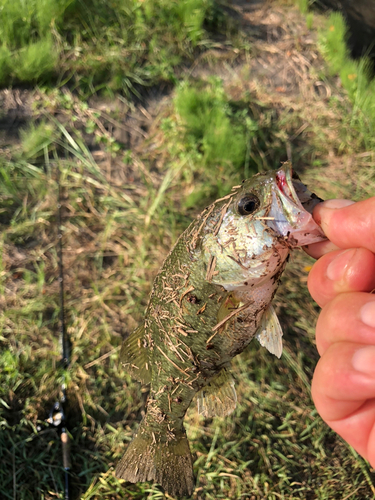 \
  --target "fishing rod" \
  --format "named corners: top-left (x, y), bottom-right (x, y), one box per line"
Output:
top-left (46, 165), bottom-right (71, 500)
